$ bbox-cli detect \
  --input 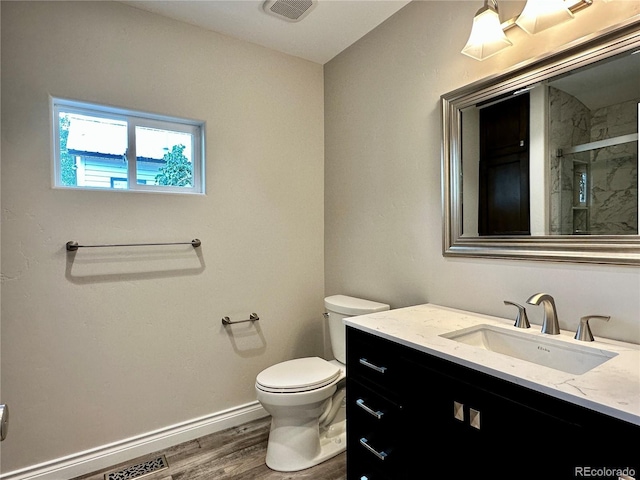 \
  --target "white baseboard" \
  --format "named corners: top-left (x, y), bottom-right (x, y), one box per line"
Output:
top-left (1, 402), bottom-right (268, 480)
